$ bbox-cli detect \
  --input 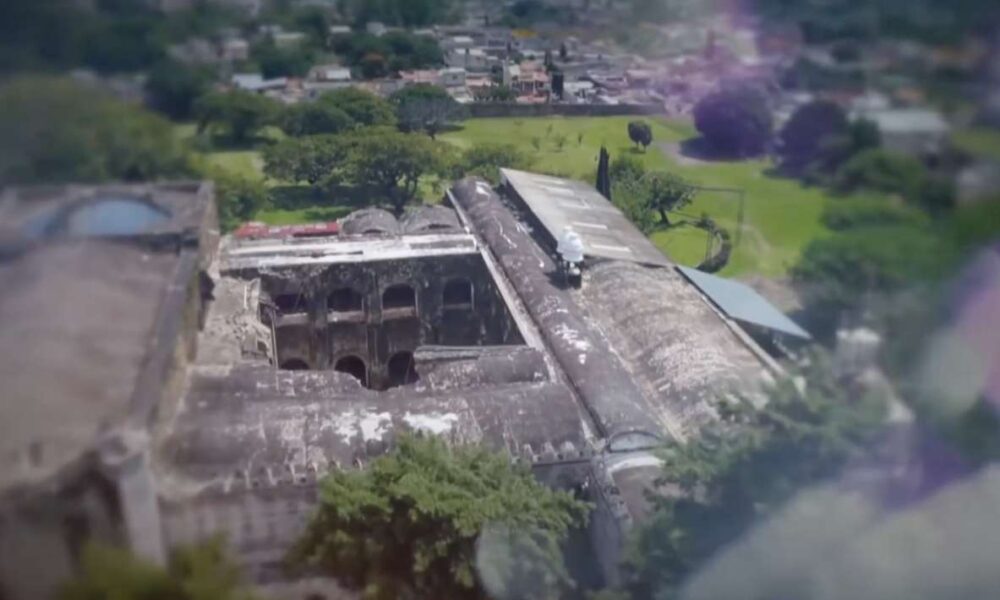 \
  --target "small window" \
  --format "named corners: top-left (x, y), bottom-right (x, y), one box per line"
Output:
top-left (382, 284), bottom-right (416, 310)
top-left (274, 293), bottom-right (306, 313)
top-left (443, 279), bottom-right (473, 307)
top-left (328, 288), bottom-right (364, 312)
top-left (334, 355), bottom-right (367, 386)
top-left (386, 351), bottom-right (418, 387)
top-left (280, 358), bottom-right (310, 371)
